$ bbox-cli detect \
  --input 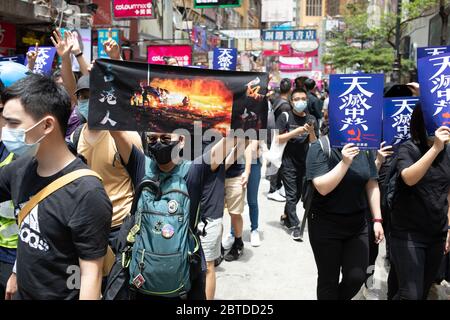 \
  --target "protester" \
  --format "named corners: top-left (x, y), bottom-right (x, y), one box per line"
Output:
top-left (389, 105), bottom-right (450, 300)
top-left (267, 78), bottom-right (292, 202)
top-left (276, 88), bottom-right (318, 240)
top-left (247, 140), bottom-right (262, 247)
top-left (1, 74), bottom-right (112, 300)
top-left (108, 127), bottom-right (240, 299)
top-left (64, 38), bottom-right (143, 246)
top-left (306, 136), bottom-right (384, 300)
top-left (304, 78), bottom-right (323, 123)
top-left (222, 139), bottom-right (251, 261)
top-left (0, 62), bottom-right (30, 300)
